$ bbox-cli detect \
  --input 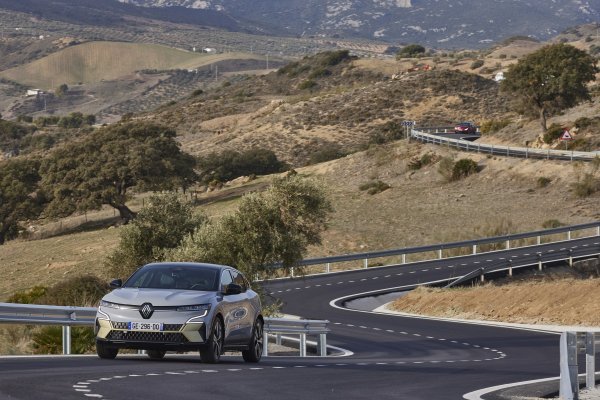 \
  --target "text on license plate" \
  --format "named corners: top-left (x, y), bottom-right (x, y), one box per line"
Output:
top-left (128, 322), bottom-right (163, 331)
